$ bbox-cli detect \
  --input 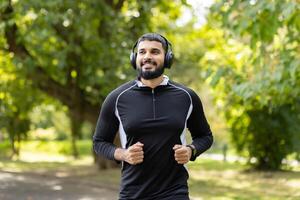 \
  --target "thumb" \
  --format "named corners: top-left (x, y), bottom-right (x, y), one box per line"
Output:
top-left (135, 142), bottom-right (144, 147)
top-left (173, 144), bottom-right (182, 151)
